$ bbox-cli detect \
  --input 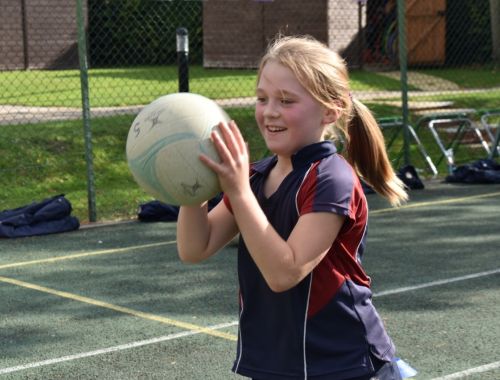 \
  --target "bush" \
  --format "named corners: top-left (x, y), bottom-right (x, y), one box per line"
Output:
top-left (88, 0), bottom-right (203, 67)
top-left (446, 0), bottom-right (492, 65)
